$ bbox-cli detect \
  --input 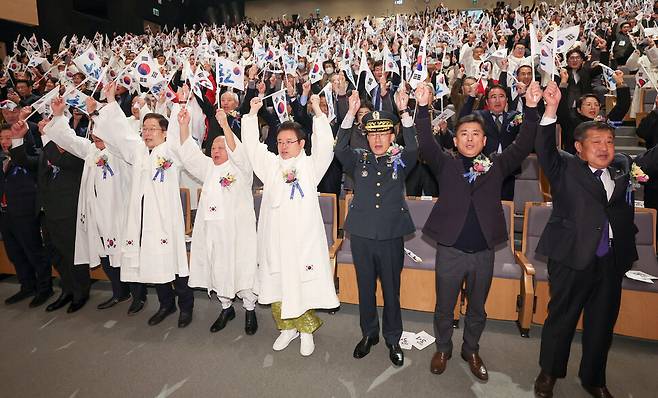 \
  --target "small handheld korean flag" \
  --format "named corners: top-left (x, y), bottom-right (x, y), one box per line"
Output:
top-left (131, 49), bottom-right (164, 88)
top-left (27, 54), bottom-right (47, 69)
top-left (30, 88), bottom-right (60, 118)
top-left (409, 34), bottom-right (428, 89)
top-left (64, 89), bottom-right (90, 114)
top-left (529, 23), bottom-right (539, 81)
top-left (309, 53), bottom-right (325, 84)
top-left (600, 64), bottom-right (617, 91)
top-left (382, 43), bottom-right (400, 76)
top-left (556, 25), bottom-right (580, 54)
top-left (358, 49), bottom-right (378, 93)
top-left (215, 57), bottom-right (245, 91)
top-left (321, 82), bottom-right (336, 123)
top-left (272, 89), bottom-right (289, 123)
top-left (73, 45), bottom-right (103, 81)
top-left (434, 73), bottom-right (449, 99)
top-left (0, 100), bottom-right (18, 111)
